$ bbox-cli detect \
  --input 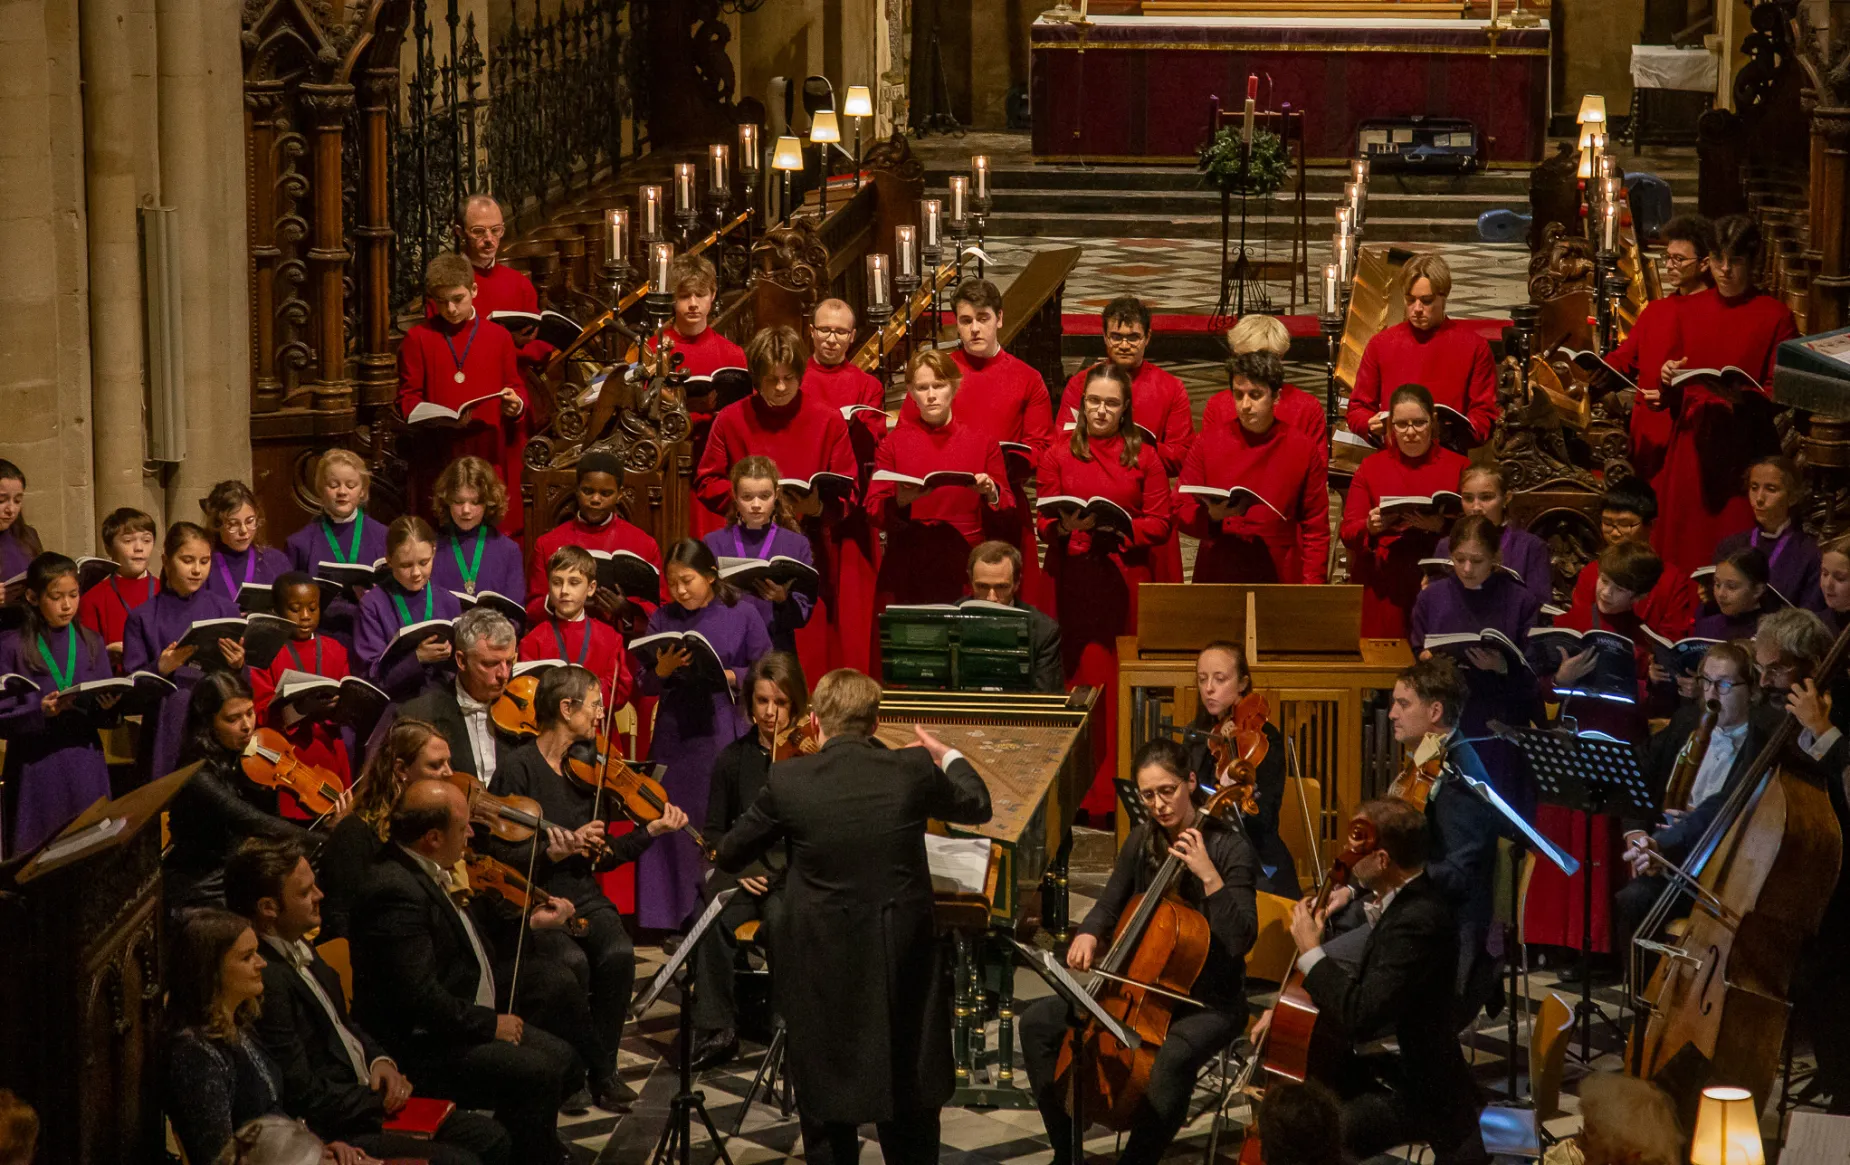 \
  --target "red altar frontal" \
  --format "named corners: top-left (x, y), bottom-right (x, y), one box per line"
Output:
top-left (1030, 14), bottom-right (1551, 167)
